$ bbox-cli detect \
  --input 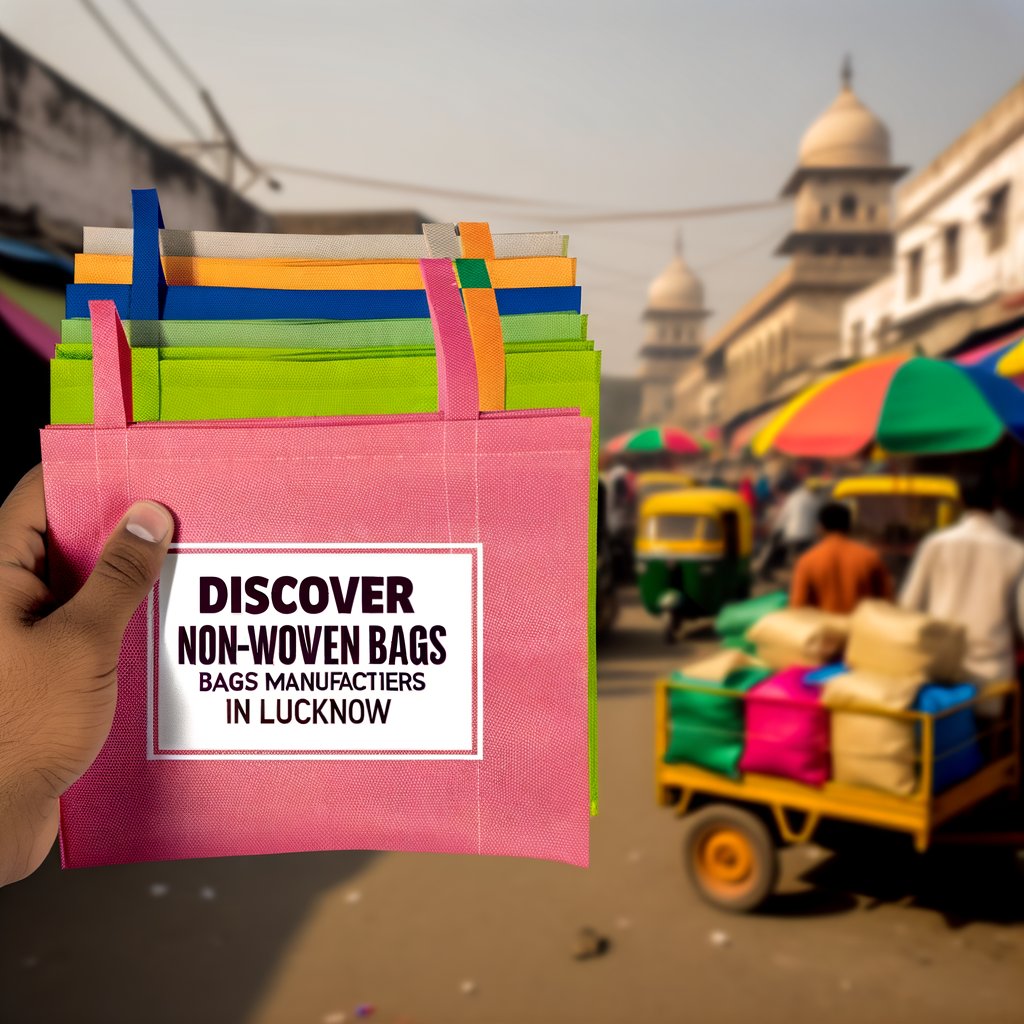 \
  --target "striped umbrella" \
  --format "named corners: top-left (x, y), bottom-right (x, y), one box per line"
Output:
top-left (605, 425), bottom-right (705, 456)
top-left (752, 355), bottom-right (1024, 457)
top-left (955, 330), bottom-right (1024, 381)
